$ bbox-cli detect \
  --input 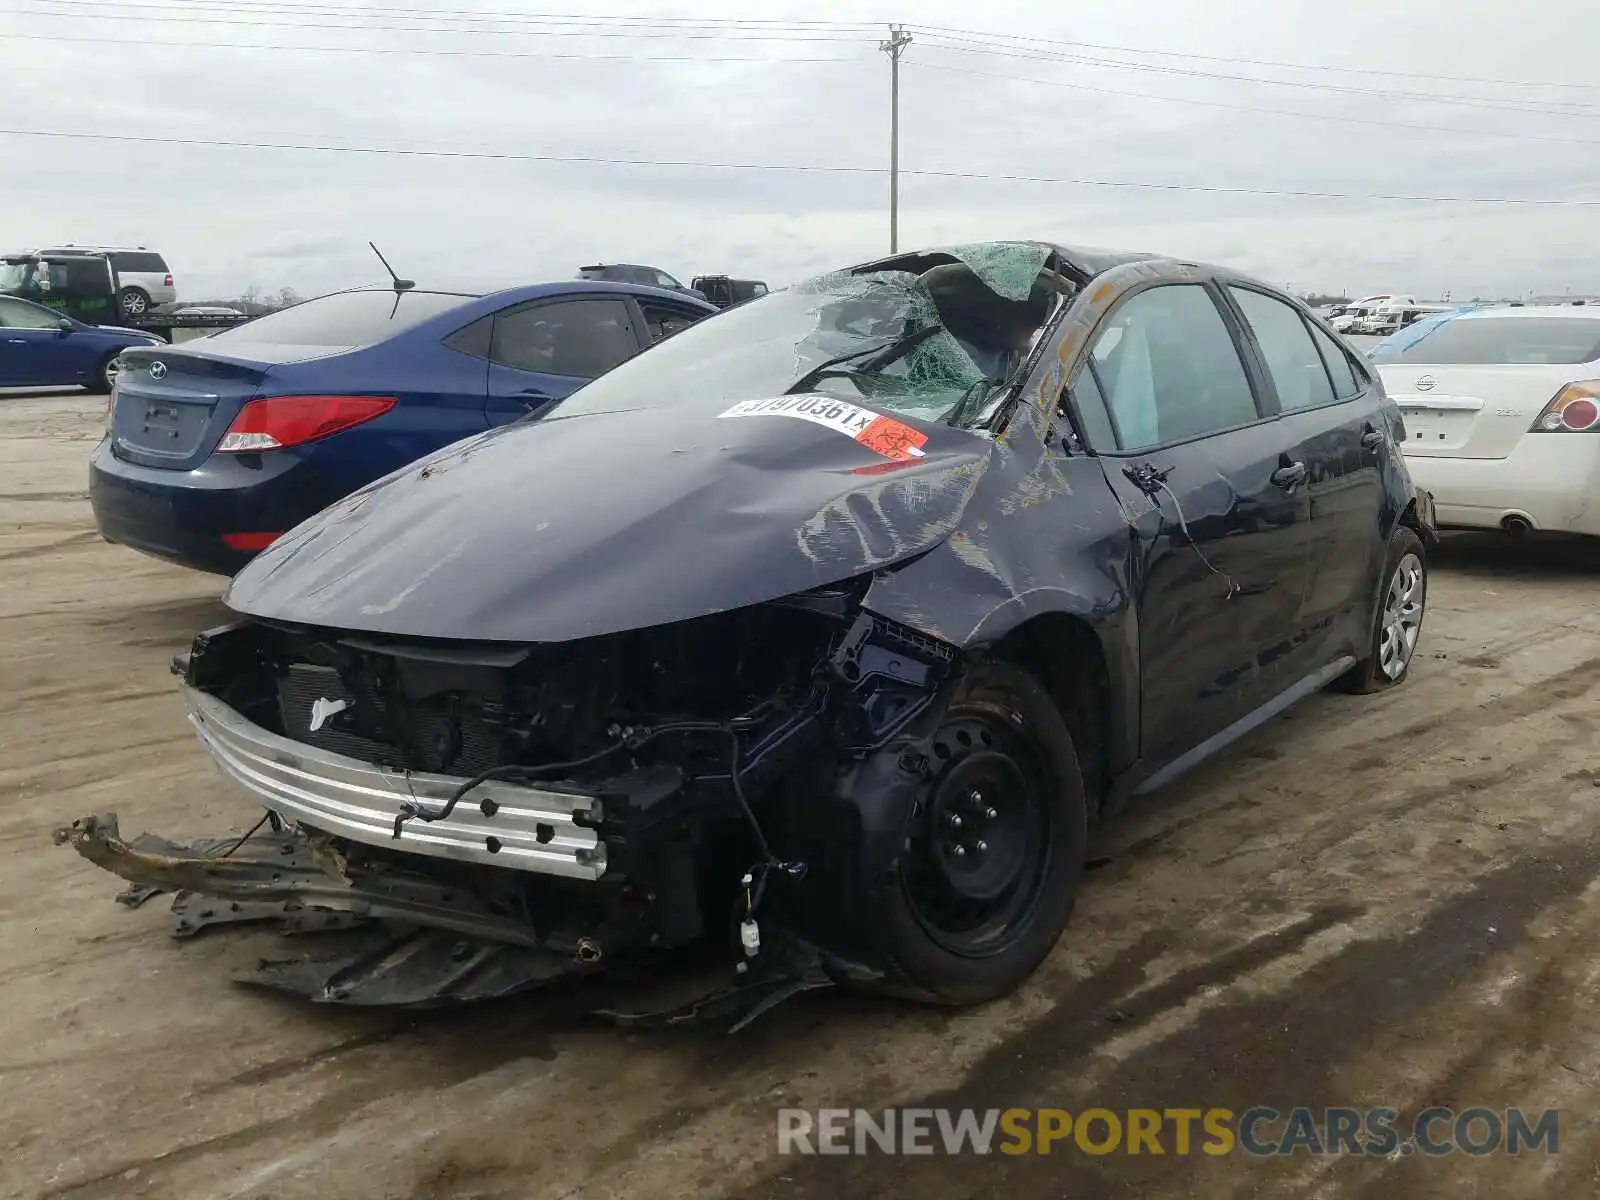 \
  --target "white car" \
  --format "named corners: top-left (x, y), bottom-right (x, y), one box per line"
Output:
top-left (1371, 306), bottom-right (1600, 537)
